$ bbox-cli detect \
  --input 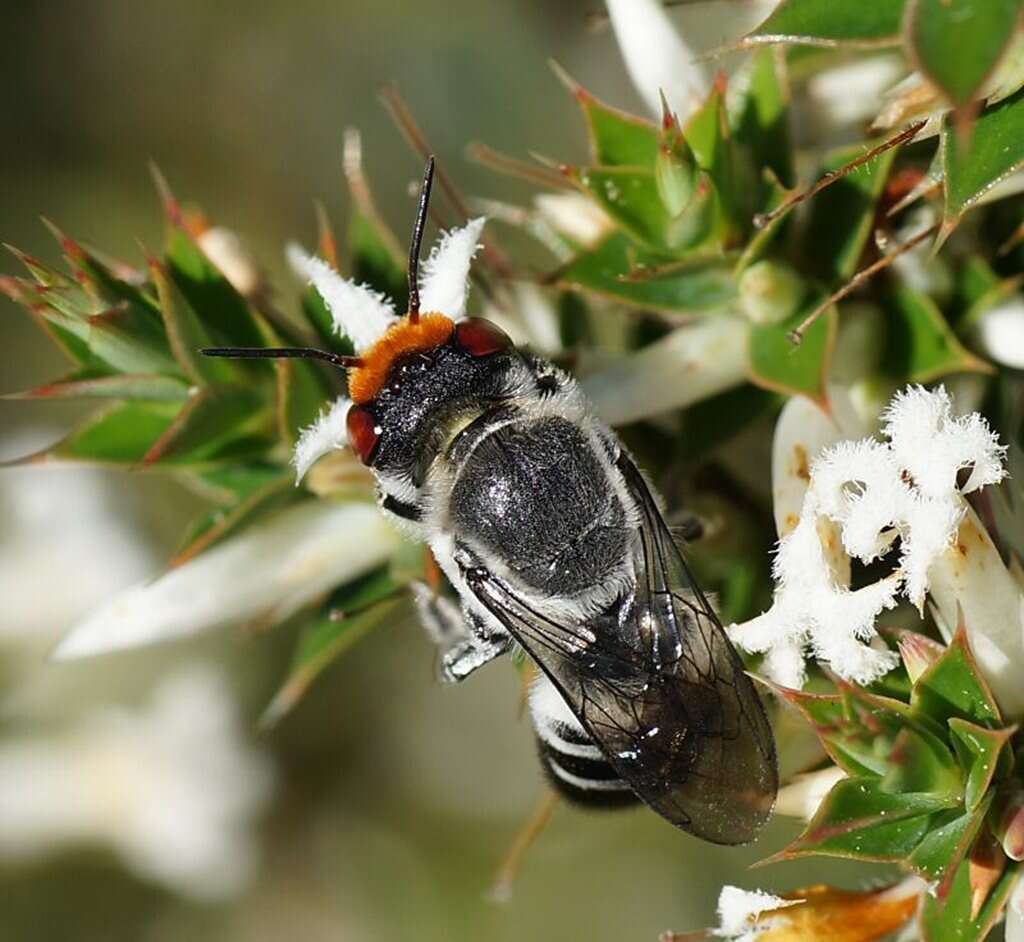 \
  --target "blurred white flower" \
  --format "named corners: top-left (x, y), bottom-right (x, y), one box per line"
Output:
top-left (807, 56), bottom-right (905, 132)
top-left (604, 0), bottom-right (710, 121)
top-left (533, 192), bottom-right (613, 250)
top-left (197, 226), bottom-right (264, 298)
top-left (54, 501), bottom-right (402, 659)
top-left (1008, 869), bottom-right (1024, 942)
top-left (973, 296), bottom-right (1024, 369)
top-left (0, 665), bottom-right (273, 900)
top-left (581, 316), bottom-right (749, 426)
top-left (731, 386), bottom-right (1016, 700)
top-left (0, 431), bottom-right (157, 646)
